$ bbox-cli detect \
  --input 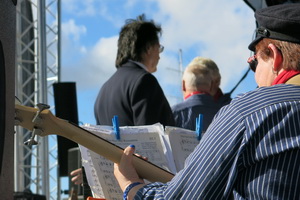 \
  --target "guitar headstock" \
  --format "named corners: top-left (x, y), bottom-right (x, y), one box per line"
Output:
top-left (15, 103), bottom-right (57, 145)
